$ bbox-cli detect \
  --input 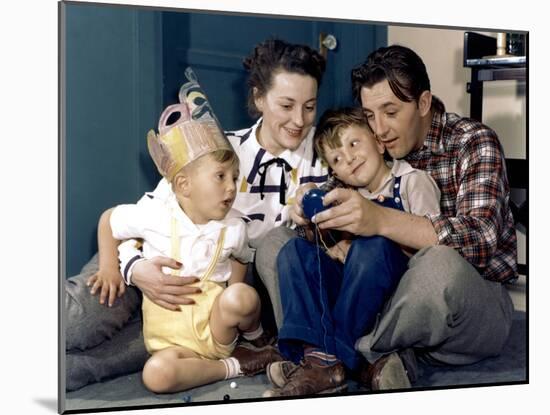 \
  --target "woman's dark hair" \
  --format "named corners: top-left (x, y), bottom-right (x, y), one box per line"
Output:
top-left (351, 45), bottom-right (431, 105)
top-left (243, 39), bottom-right (326, 118)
